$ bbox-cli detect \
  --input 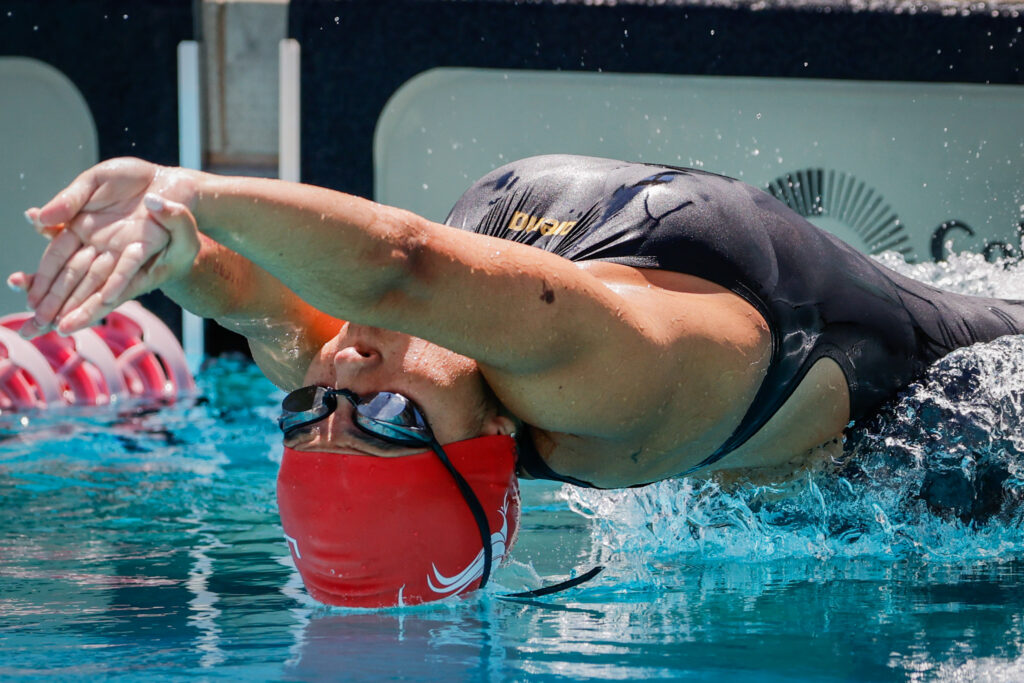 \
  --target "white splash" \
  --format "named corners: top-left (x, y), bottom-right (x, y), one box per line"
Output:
top-left (561, 252), bottom-right (1024, 587)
